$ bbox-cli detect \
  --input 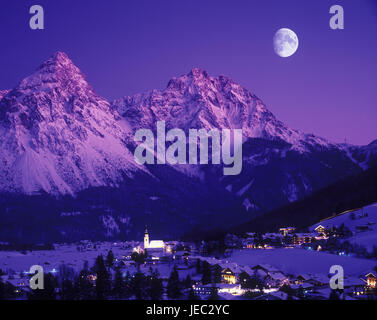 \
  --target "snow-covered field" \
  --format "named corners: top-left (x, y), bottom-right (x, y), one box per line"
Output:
top-left (0, 243), bottom-right (198, 281)
top-left (230, 248), bottom-right (376, 277)
top-left (0, 243), bottom-right (129, 274)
